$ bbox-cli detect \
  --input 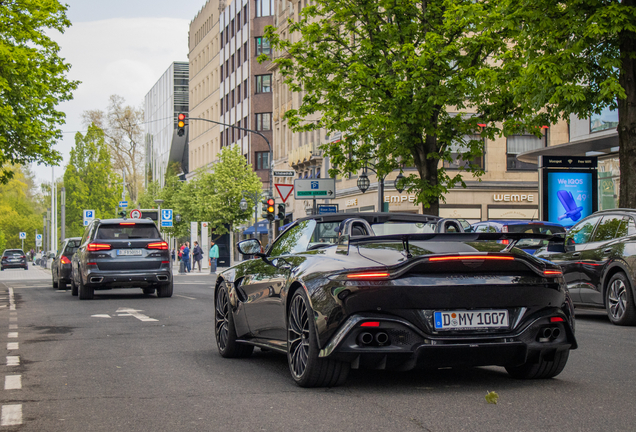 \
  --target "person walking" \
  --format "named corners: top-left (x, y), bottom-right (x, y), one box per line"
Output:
top-left (182, 242), bottom-right (191, 273)
top-left (192, 241), bottom-right (203, 272)
top-left (209, 240), bottom-right (219, 273)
